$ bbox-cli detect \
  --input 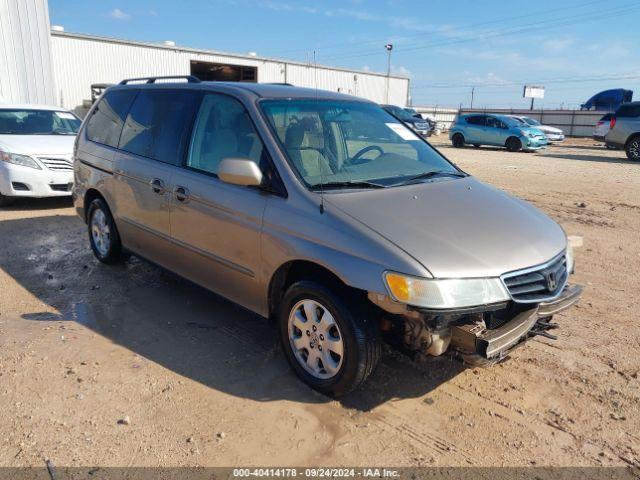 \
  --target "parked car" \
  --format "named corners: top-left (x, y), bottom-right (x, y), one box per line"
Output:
top-left (593, 113), bottom-right (613, 143)
top-left (0, 104), bottom-right (81, 206)
top-left (511, 116), bottom-right (565, 142)
top-left (449, 114), bottom-right (547, 152)
top-left (74, 77), bottom-right (582, 396)
top-left (381, 104), bottom-right (432, 136)
top-left (605, 101), bottom-right (640, 160)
